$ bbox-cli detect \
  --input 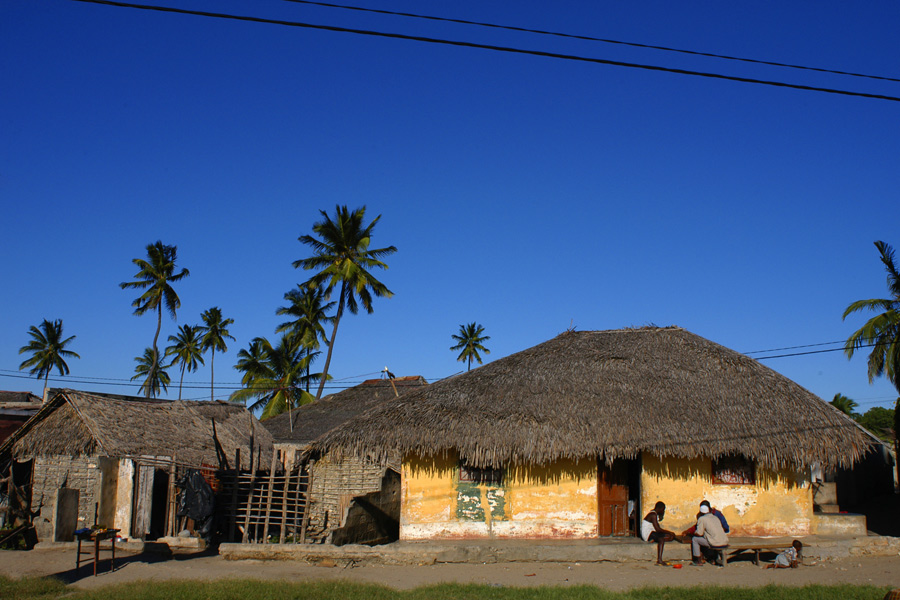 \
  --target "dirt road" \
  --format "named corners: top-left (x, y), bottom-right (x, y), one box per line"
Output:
top-left (2, 547), bottom-right (899, 591)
